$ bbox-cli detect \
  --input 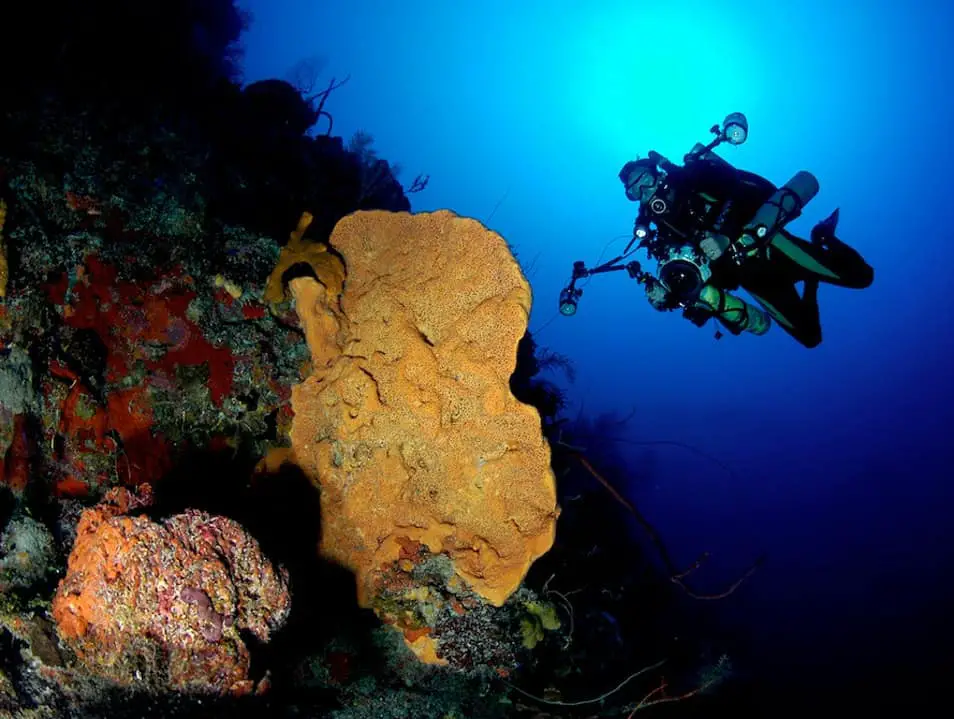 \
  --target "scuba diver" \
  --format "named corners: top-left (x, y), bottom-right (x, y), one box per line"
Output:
top-left (558, 113), bottom-right (873, 348)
